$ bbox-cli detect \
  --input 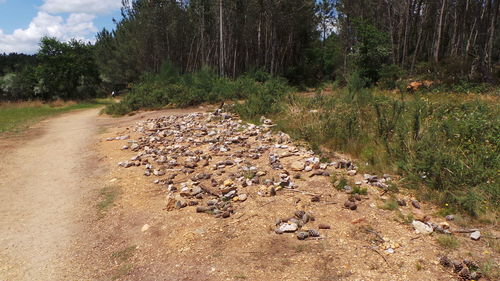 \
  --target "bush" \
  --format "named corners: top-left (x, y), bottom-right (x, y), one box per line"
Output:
top-left (273, 86), bottom-right (499, 216)
top-left (104, 66), bottom-right (290, 116)
top-left (378, 64), bottom-right (405, 89)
